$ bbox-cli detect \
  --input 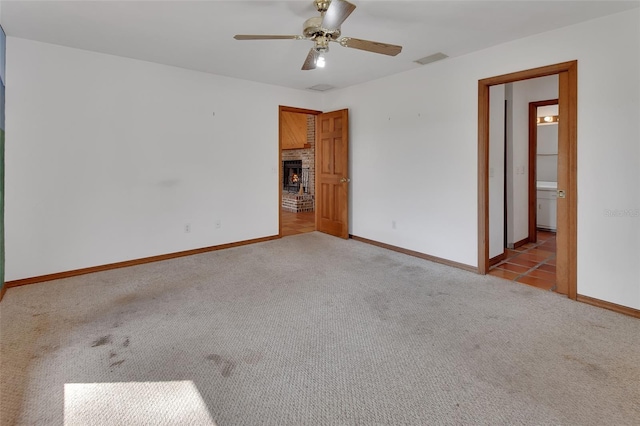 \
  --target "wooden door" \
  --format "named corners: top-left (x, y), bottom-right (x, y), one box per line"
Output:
top-left (316, 109), bottom-right (349, 239)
